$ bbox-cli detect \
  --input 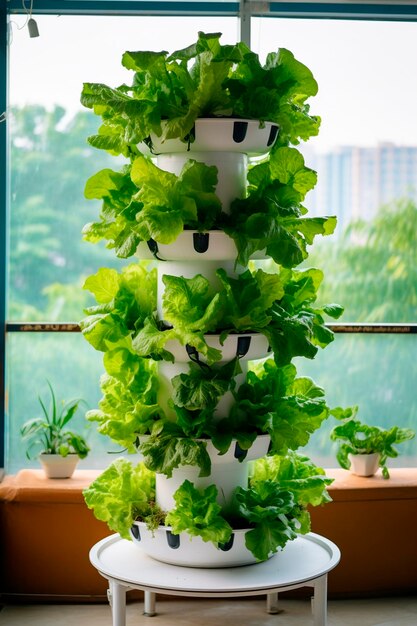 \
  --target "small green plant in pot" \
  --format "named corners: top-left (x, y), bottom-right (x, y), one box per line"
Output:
top-left (330, 406), bottom-right (415, 479)
top-left (20, 381), bottom-right (90, 478)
